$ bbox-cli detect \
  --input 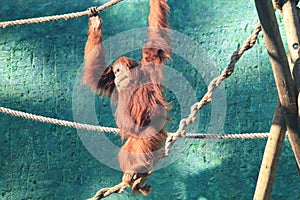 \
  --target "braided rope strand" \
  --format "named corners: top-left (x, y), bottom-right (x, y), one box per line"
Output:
top-left (164, 22), bottom-right (262, 156)
top-left (184, 133), bottom-right (272, 139)
top-left (0, 0), bottom-right (124, 28)
top-left (0, 106), bottom-right (278, 139)
top-left (0, 106), bottom-right (120, 134)
top-left (88, 182), bottom-right (128, 200)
